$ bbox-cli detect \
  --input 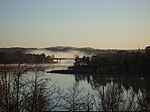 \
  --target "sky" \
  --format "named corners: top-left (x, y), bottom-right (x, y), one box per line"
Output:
top-left (0, 0), bottom-right (150, 49)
